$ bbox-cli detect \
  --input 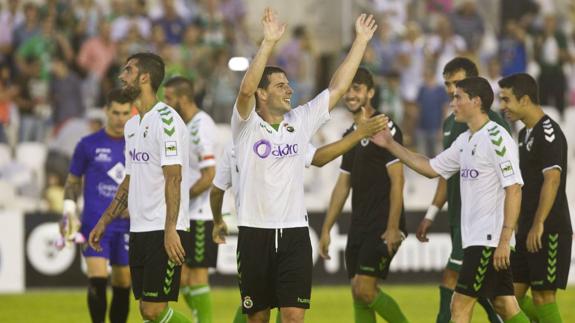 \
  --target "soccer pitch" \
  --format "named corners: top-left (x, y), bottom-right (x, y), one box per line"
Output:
top-left (1, 285), bottom-right (574, 322)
